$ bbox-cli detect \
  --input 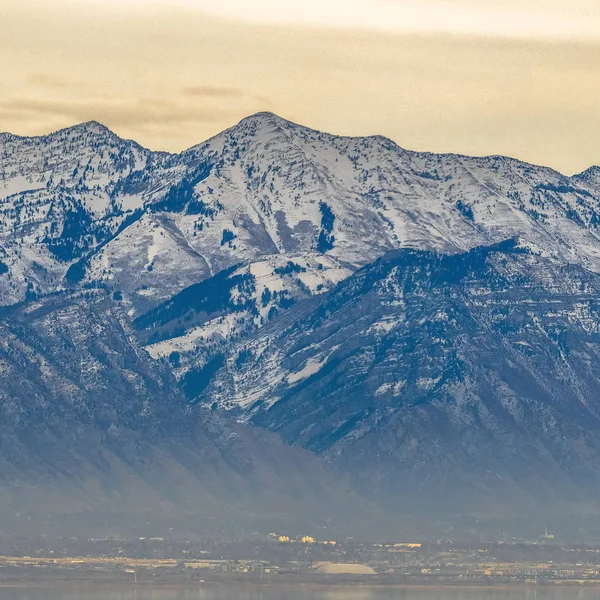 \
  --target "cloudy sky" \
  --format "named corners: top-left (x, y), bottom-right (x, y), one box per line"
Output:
top-left (2, 0), bottom-right (599, 174)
